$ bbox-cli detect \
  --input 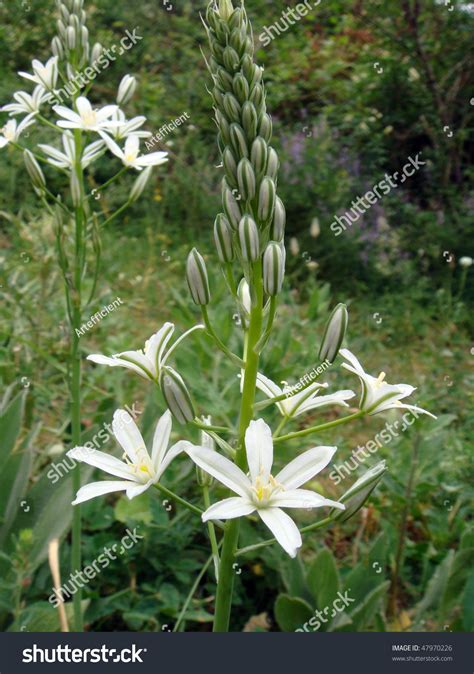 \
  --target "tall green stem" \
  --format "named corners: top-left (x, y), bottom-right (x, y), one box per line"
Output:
top-left (213, 262), bottom-right (263, 632)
